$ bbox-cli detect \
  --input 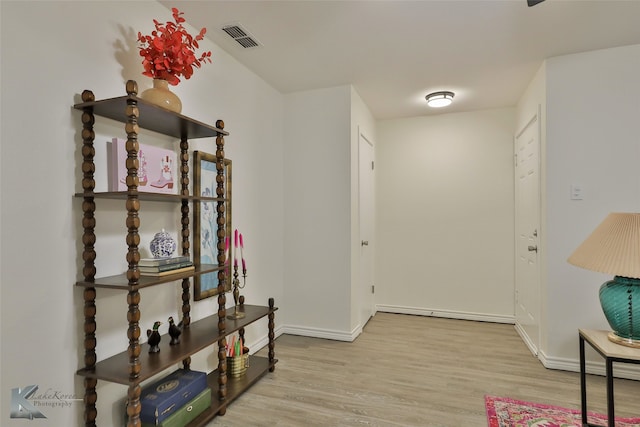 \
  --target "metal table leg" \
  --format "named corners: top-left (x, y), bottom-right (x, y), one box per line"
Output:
top-left (606, 358), bottom-right (614, 427)
top-left (580, 335), bottom-right (588, 427)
